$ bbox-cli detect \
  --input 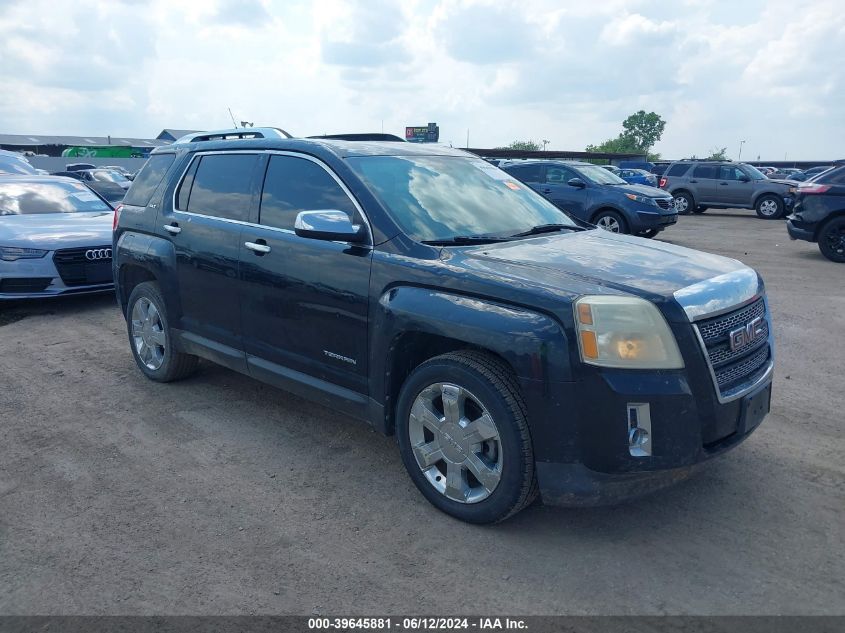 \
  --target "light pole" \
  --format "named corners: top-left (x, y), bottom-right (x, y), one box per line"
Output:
top-left (738, 140), bottom-right (746, 161)
top-left (542, 139), bottom-right (550, 152)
